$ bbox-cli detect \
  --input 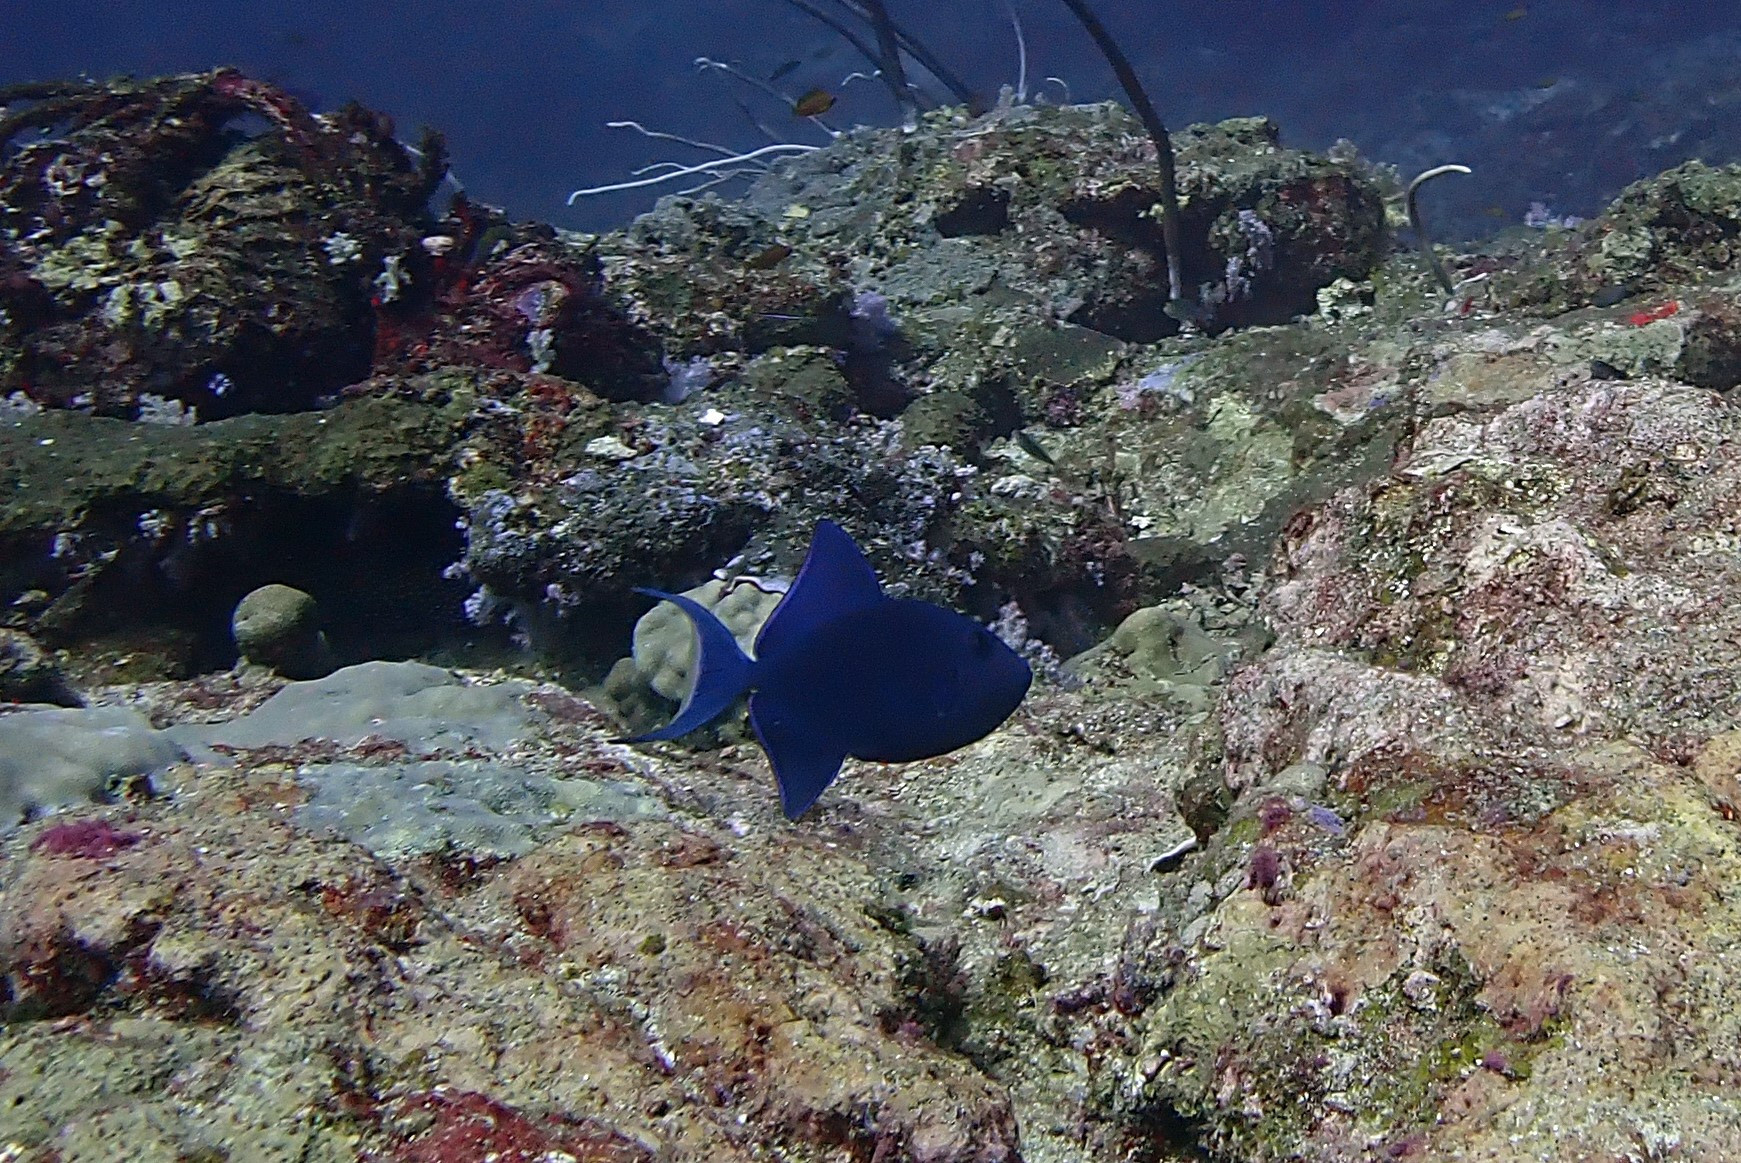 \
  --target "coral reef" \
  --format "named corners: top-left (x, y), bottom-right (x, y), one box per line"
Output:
top-left (0, 70), bottom-right (444, 417)
top-left (11, 63), bottom-right (1741, 1163)
top-left (446, 104), bottom-right (1395, 654)
top-left (1489, 159), bottom-right (1741, 315)
top-left (1, 77), bottom-right (1397, 672)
